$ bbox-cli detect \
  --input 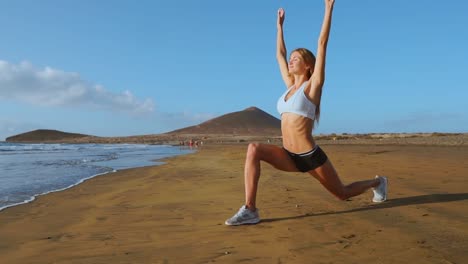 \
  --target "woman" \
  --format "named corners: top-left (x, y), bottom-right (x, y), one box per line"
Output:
top-left (225, 0), bottom-right (388, 226)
